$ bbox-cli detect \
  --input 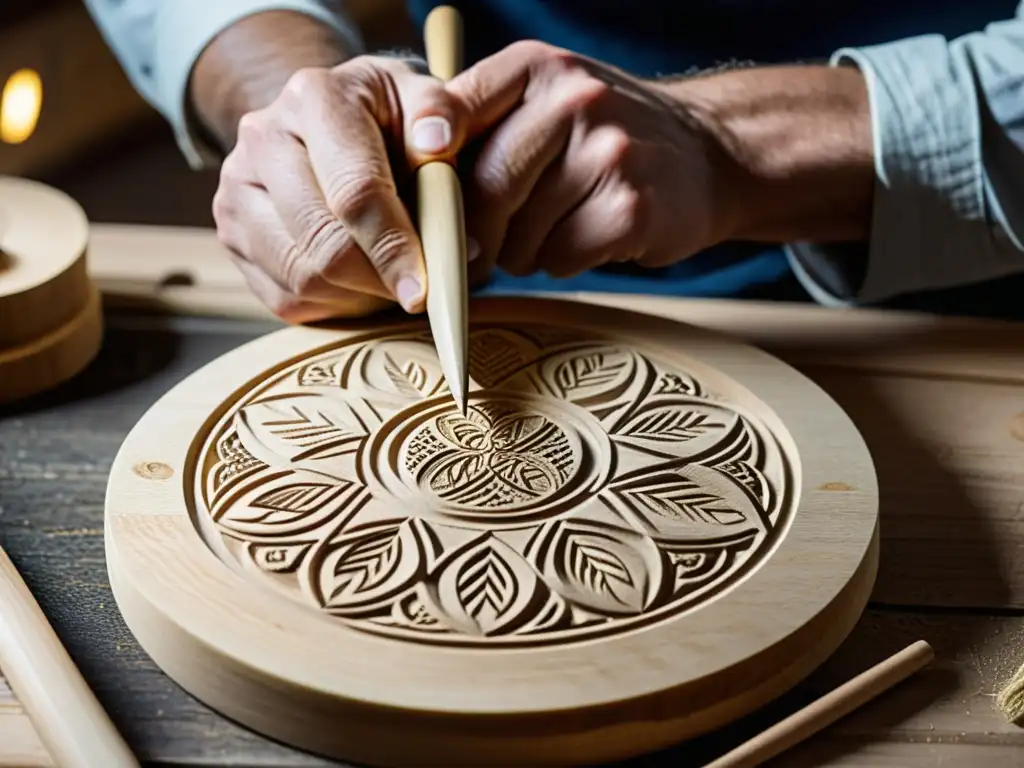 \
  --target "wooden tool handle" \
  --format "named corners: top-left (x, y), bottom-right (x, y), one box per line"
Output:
top-left (705, 640), bottom-right (934, 768)
top-left (417, 5), bottom-right (470, 410)
top-left (423, 5), bottom-right (463, 81)
top-left (0, 546), bottom-right (139, 767)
